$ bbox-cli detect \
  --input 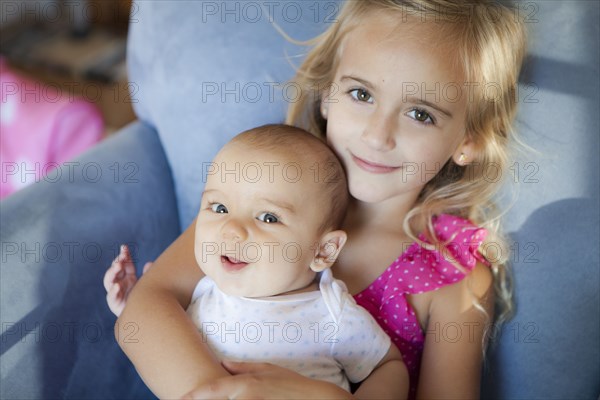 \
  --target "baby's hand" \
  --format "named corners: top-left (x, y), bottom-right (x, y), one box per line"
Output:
top-left (103, 245), bottom-right (153, 317)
